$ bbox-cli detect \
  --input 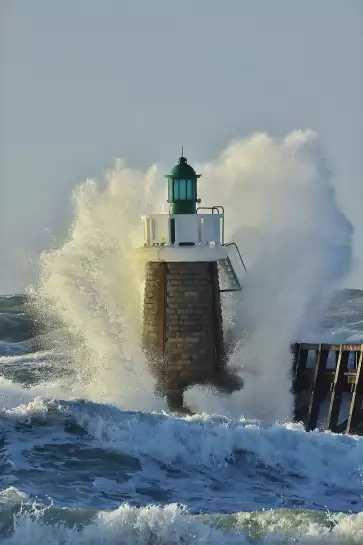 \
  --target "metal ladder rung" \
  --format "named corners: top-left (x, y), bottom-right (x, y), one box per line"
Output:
top-left (218, 257), bottom-right (242, 293)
